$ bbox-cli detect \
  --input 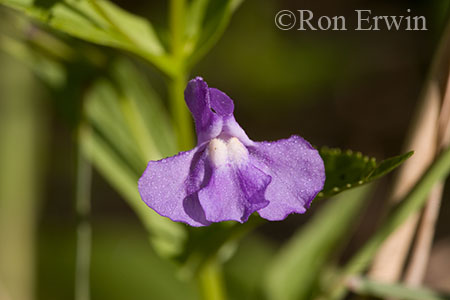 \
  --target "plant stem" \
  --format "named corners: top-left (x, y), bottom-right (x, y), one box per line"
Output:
top-left (75, 130), bottom-right (93, 300)
top-left (404, 66), bottom-right (450, 285)
top-left (170, 0), bottom-right (186, 61)
top-left (0, 53), bottom-right (46, 300)
top-left (198, 258), bottom-right (227, 300)
top-left (169, 71), bottom-right (194, 150)
top-left (323, 146), bottom-right (450, 300)
top-left (169, 0), bottom-right (194, 150)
